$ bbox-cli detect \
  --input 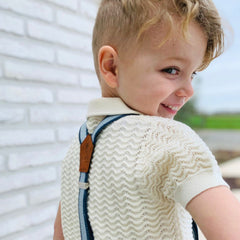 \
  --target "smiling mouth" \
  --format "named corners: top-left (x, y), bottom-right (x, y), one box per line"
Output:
top-left (161, 103), bottom-right (180, 112)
